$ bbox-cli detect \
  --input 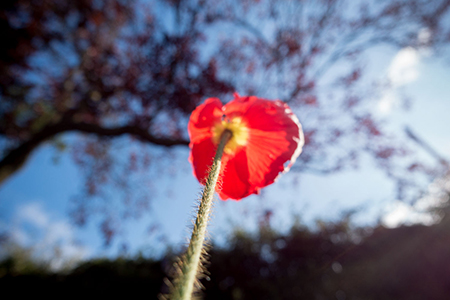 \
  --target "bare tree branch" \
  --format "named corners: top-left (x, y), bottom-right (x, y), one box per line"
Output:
top-left (0, 120), bottom-right (189, 186)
